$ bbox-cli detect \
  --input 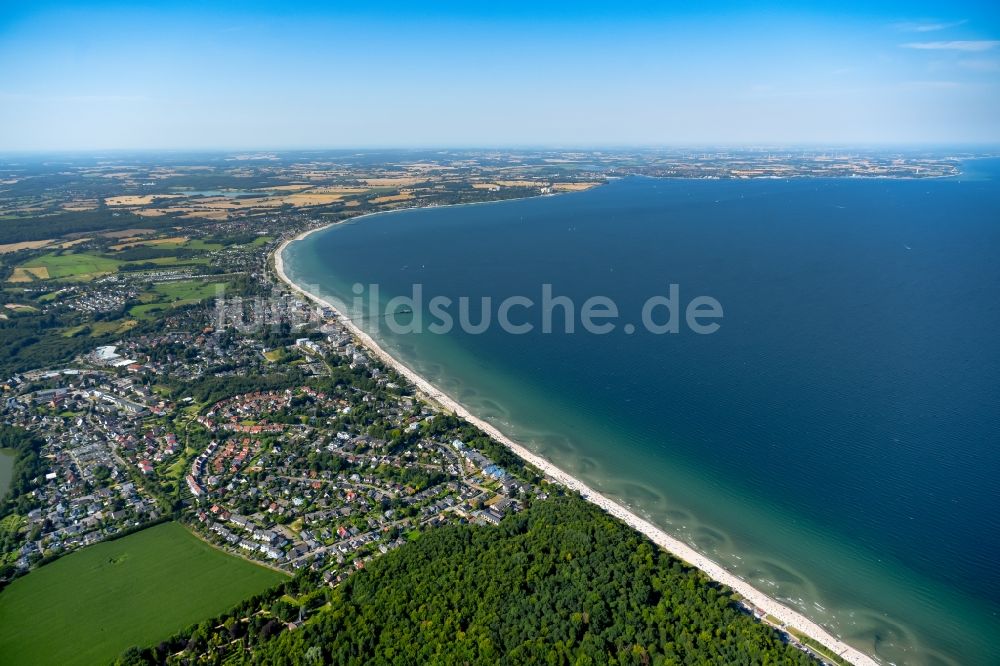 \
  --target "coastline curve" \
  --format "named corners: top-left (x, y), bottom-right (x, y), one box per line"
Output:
top-left (272, 212), bottom-right (881, 666)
